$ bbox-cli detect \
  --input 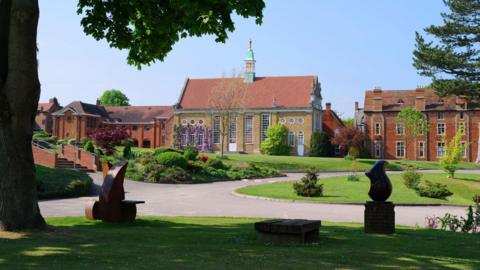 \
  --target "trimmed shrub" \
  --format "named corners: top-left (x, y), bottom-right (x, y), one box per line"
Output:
top-left (206, 158), bottom-right (230, 170)
top-left (402, 168), bottom-right (421, 189)
top-left (416, 181), bottom-right (453, 199)
top-left (293, 168), bottom-right (323, 197)
top-left (156, 152), bottom-right (188, 169)
top-left (160, 167), bottom-right (192, 183)
top-left (260, 124), bottom-right (290, 155)
top-left (154, 147), bottom-right (178, 155)
top-left (183, 146), bottom-right (199, 161)
top-left (83, 140), bottom-right (95, 153)
top-left (36, 166), bottom-right (92, 199)
top-left (310, 131), bottom-right (334, 157)
top-left (123, 144), bottom-right (132, 159)
top-left (347, 174), bottom-right (360, 182)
